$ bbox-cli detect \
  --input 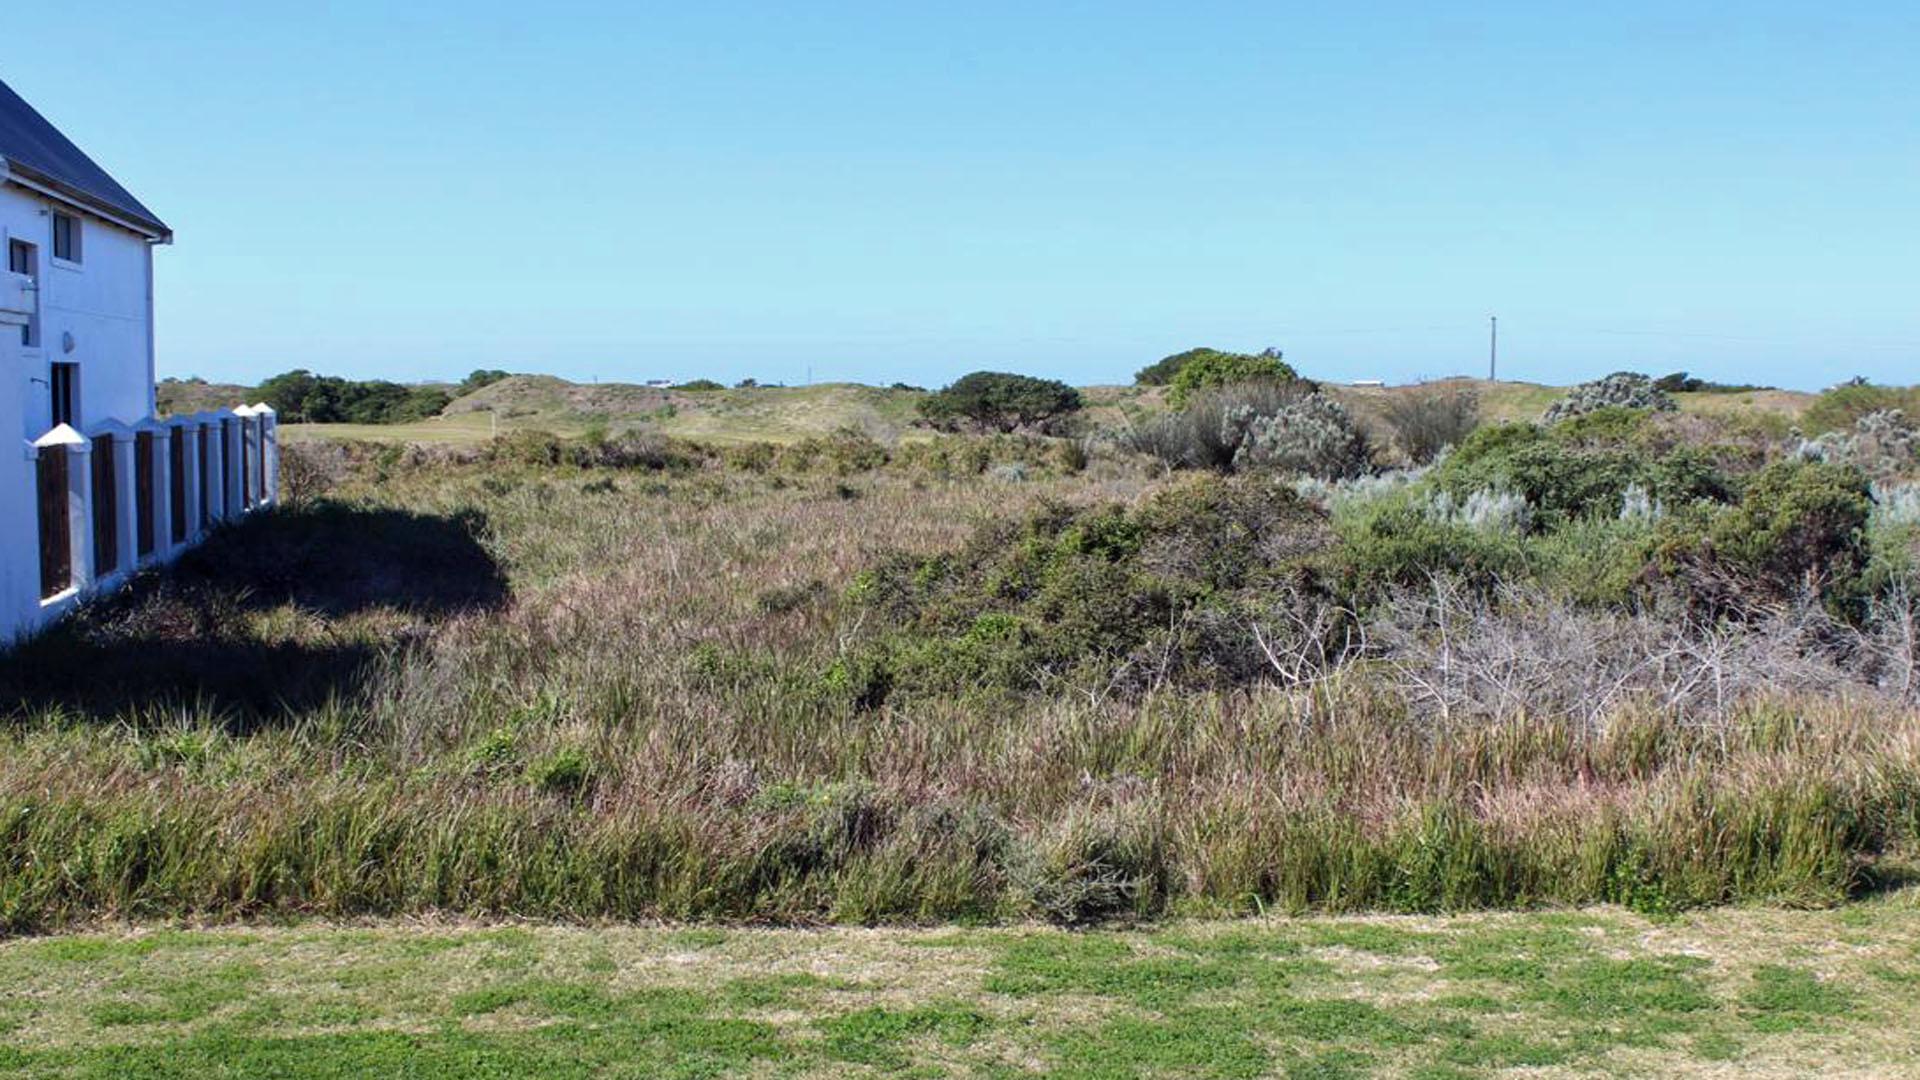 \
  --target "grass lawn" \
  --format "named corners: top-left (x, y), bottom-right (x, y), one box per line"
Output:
top-left (3, 901), bottom-right (1918, 1078)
